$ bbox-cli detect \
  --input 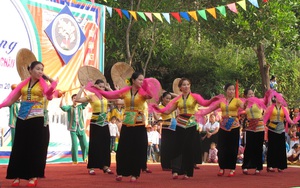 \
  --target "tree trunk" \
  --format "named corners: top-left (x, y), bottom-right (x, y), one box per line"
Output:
top-left (255, 43), bottom-right (270, 94)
